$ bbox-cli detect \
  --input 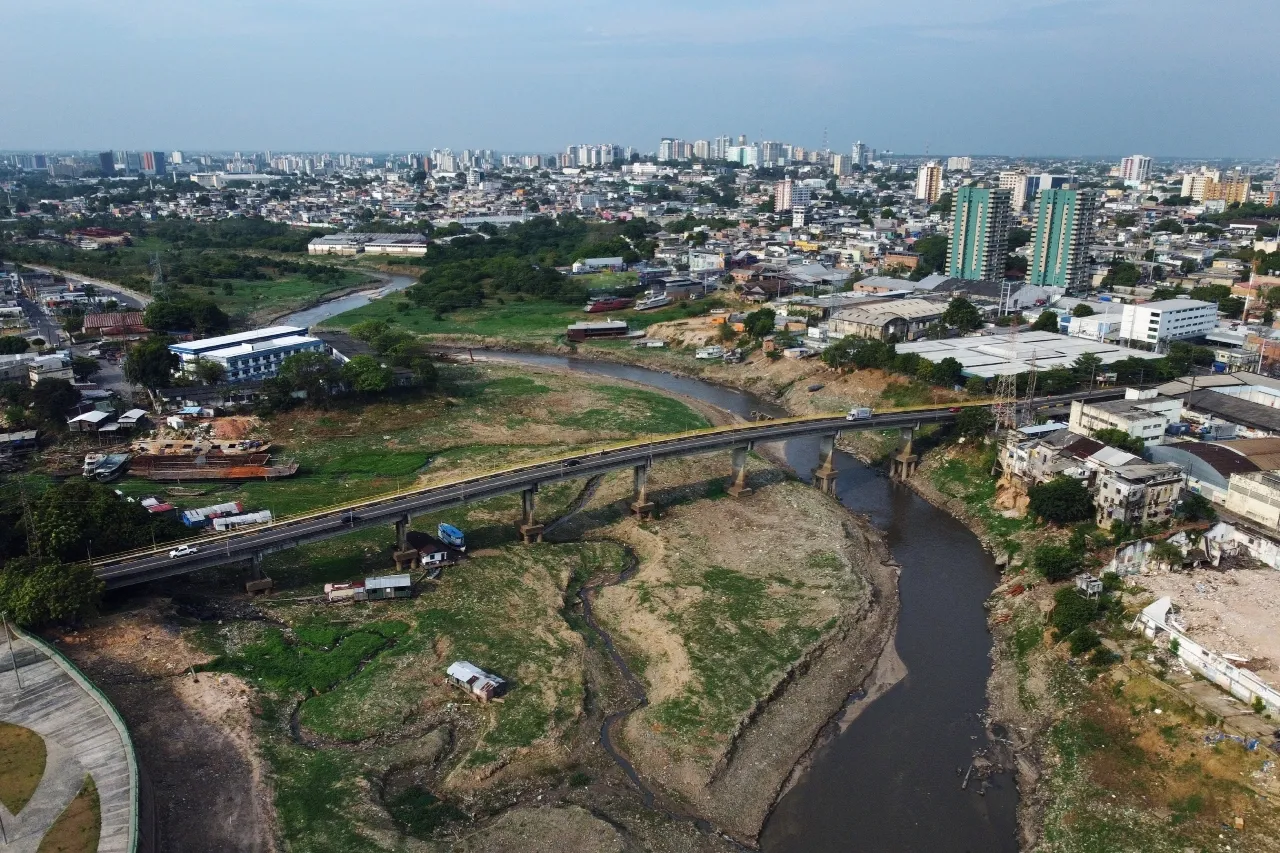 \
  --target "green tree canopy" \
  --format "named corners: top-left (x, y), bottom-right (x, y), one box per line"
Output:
top-left (124, 336), bottom-right (180, 388)
top-left (955, 406), bottom-right (994, 438)
top-left (277, 350), bottom-right (342, 400)
top-left (30, 379), bottom-right (80, 428)
top-left (1072, 303), bottom-right (1095, 318)
top-left (930, 356), bottom-right (964, 387)
top-left (1031, 310), bottom-right (1060, 332)
top-left (942, 297), bottom-right (982, 333)
top-left (1033, 543), bottom-right (1083, 582)
top-left (1028, 477), bottom-right (1094, 525)
top-left (743, 308), bottom-right (777, 339)
top-left (912, 234), bottom-right (949, 275)
top-left (0, 337), bottom-right (30, 355)
top-left (341, 355), bottom-right (393, 393)
top-left (1091, 428), bottom-right (1146, 456)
